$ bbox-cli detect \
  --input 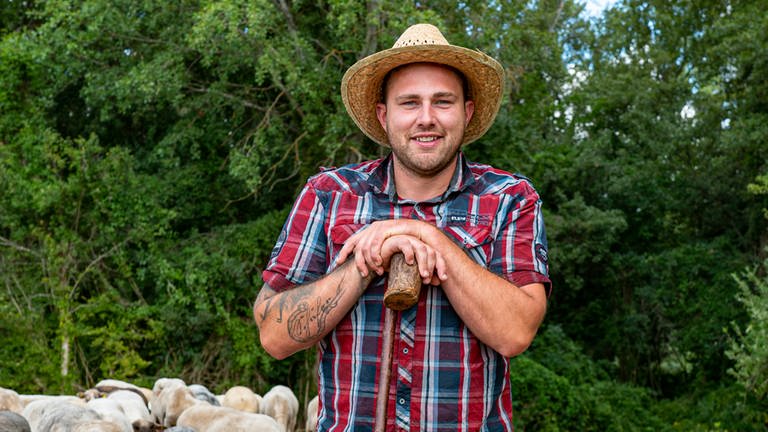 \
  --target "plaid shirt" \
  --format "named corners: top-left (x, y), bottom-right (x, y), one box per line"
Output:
top-left (263, 153), bottom-right (550, 432)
